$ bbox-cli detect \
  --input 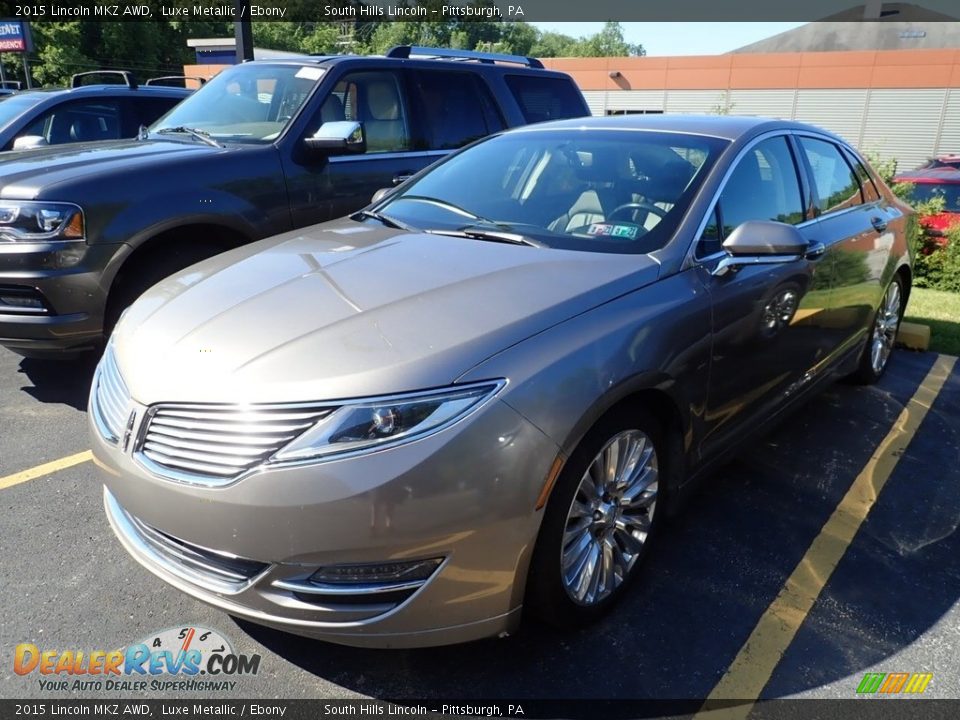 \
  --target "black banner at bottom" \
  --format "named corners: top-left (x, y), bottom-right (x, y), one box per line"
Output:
top-left (3, 699), bottom-right (960, 719)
